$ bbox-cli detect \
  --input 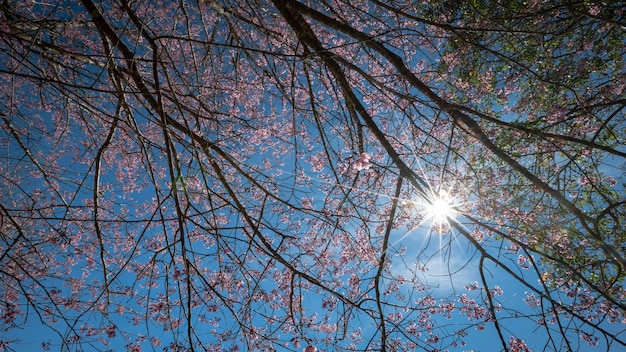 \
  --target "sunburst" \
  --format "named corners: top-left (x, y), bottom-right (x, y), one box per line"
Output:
top-left (423, 189), bottom-right (458, 234)
top-left (426, 190), bottom-right (454, 222)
